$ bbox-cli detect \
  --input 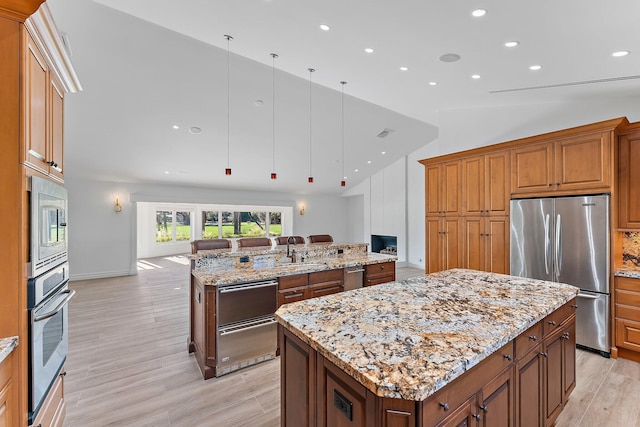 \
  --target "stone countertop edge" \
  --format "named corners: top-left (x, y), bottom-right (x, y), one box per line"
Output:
top-left (614, 269), bottom-right (640, 279)
top-left (275, 269), bottom-right (579, 402)
top-left (0, 336), bottom-right (18, 364)
top-left (192, 253), bottom-right (397, 286)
